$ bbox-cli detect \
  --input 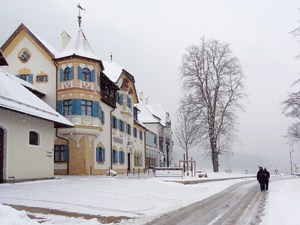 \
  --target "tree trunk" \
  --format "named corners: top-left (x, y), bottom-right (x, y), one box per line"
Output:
top-left (186, 149), bottom-right (189, 176)
top-left (210, 136), bottom-right (219, 172)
